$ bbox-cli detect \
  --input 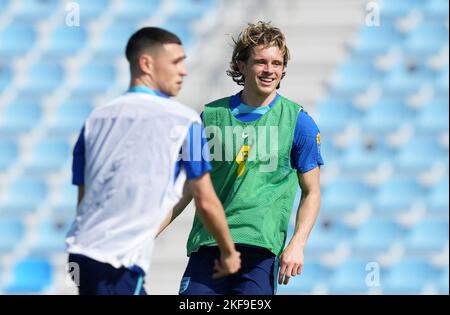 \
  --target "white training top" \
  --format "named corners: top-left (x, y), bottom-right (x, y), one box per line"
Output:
top-left (65, 92), bottom-right (200, 272)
